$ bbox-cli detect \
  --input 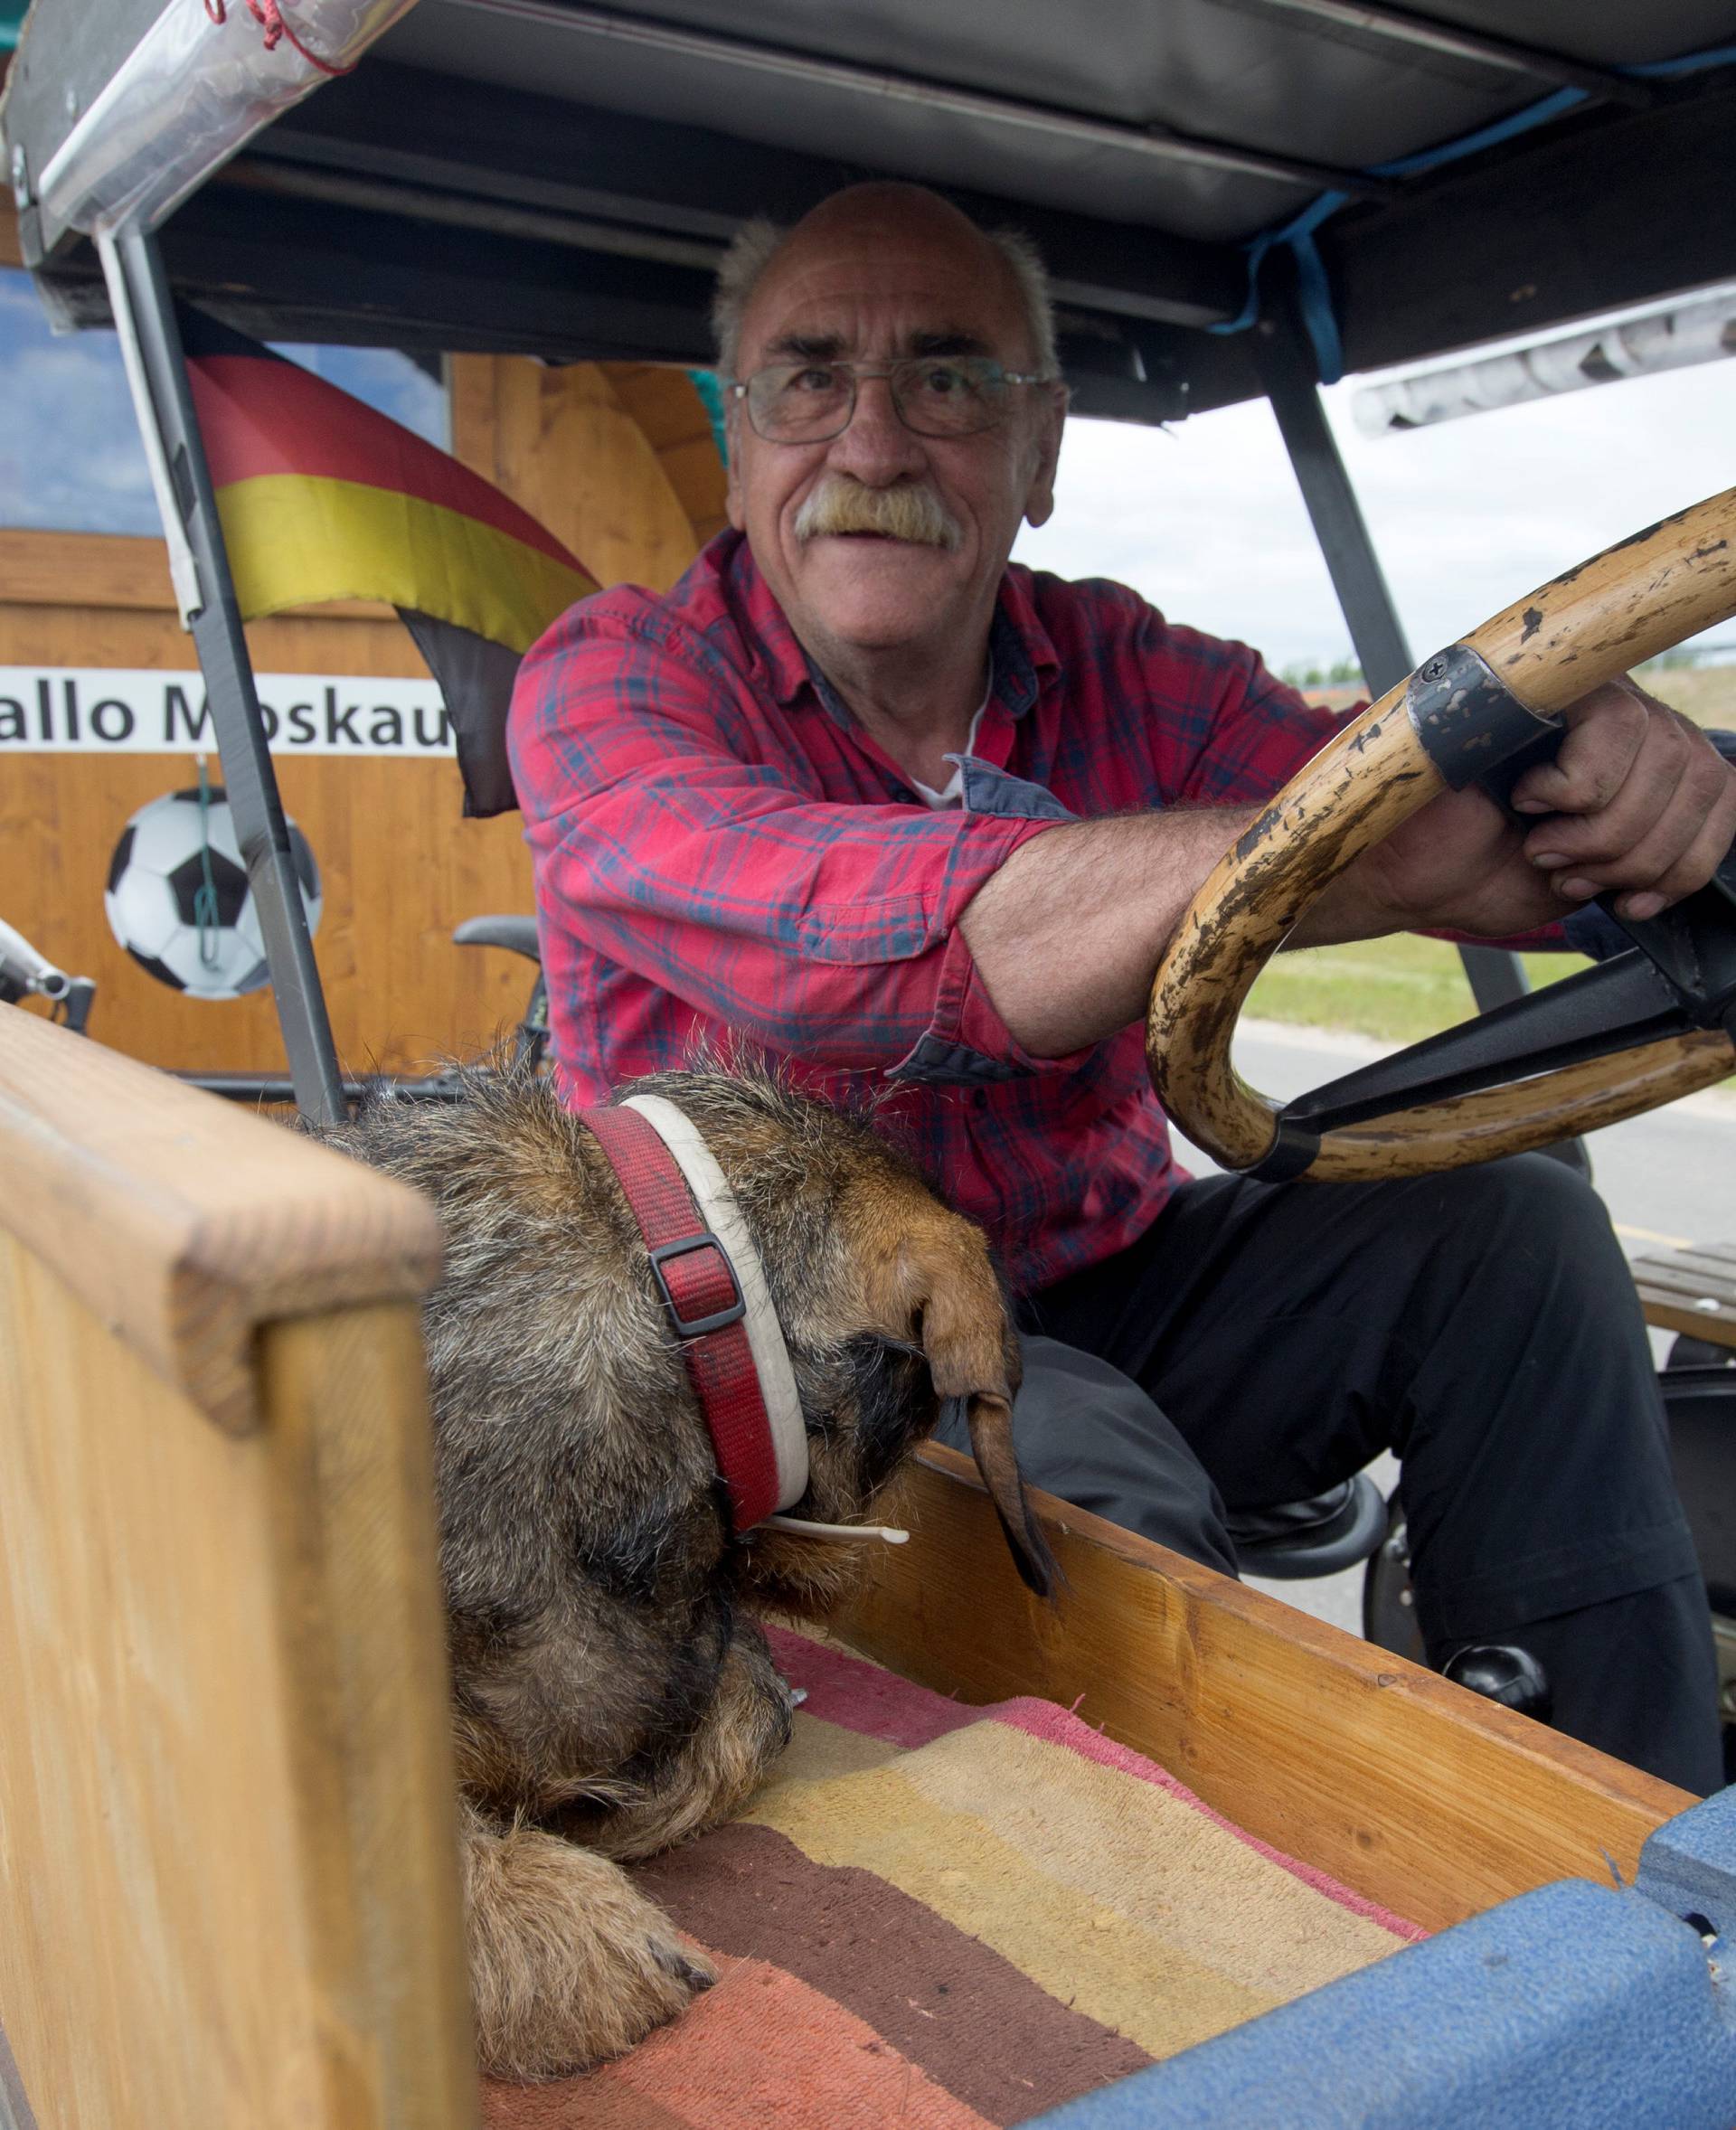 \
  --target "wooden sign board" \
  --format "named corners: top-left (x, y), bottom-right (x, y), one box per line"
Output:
top-left (0, 352), bottom-right (727, 1078)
